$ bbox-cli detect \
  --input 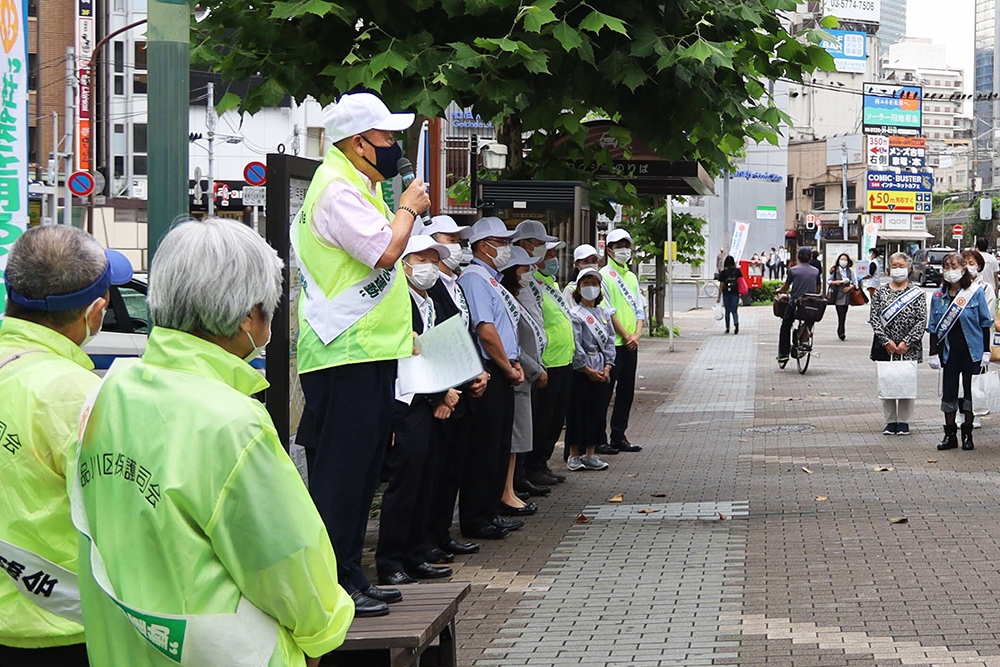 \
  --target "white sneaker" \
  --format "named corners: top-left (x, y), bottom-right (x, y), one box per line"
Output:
top-left (974, 419), bottom-right (983, 430)
top-left (580, 455), bottom-right (609, 471)
top-left (567, 456), bottom-right (585, 471)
